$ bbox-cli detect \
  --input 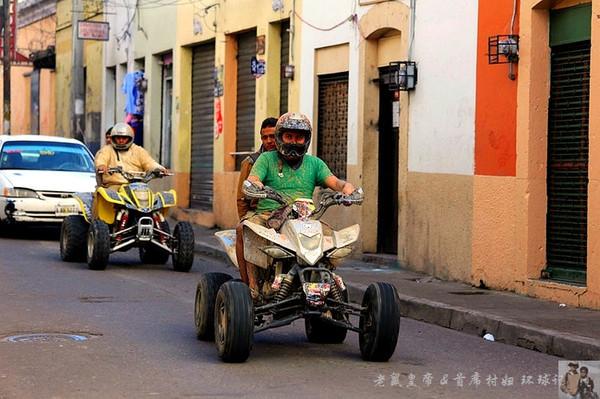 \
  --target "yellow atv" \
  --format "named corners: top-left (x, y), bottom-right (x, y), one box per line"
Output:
top-left (59, 166), bottom-right (195, 272)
